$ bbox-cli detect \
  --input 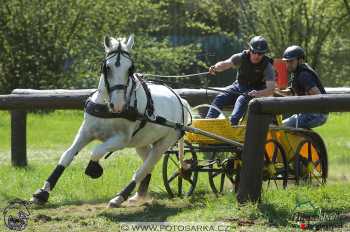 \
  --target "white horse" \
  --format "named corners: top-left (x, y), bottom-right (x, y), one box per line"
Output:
top-left (31, 35), bottom-right (191, 208)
